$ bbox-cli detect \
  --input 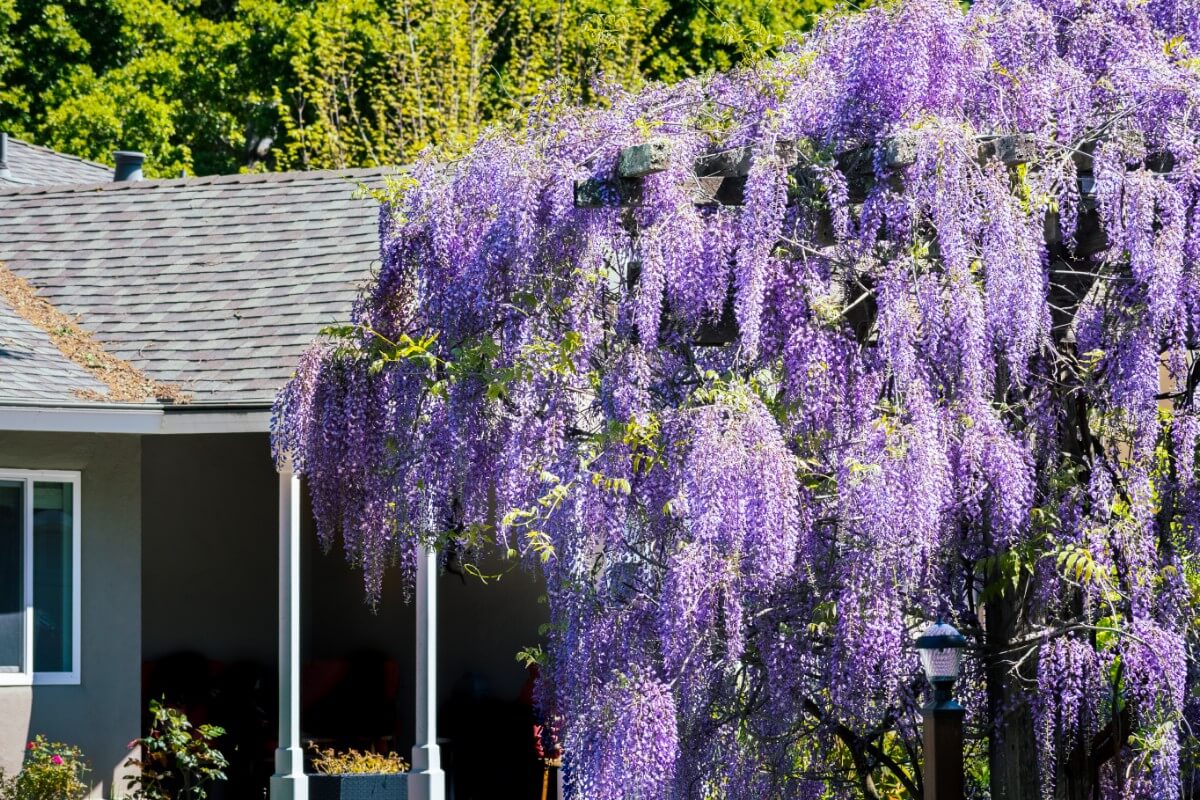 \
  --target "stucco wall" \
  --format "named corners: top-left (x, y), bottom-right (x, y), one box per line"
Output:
top-left (142, 433), bottom-right (280, 665)
top-left (0, 431), bottom-right (141, 799)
